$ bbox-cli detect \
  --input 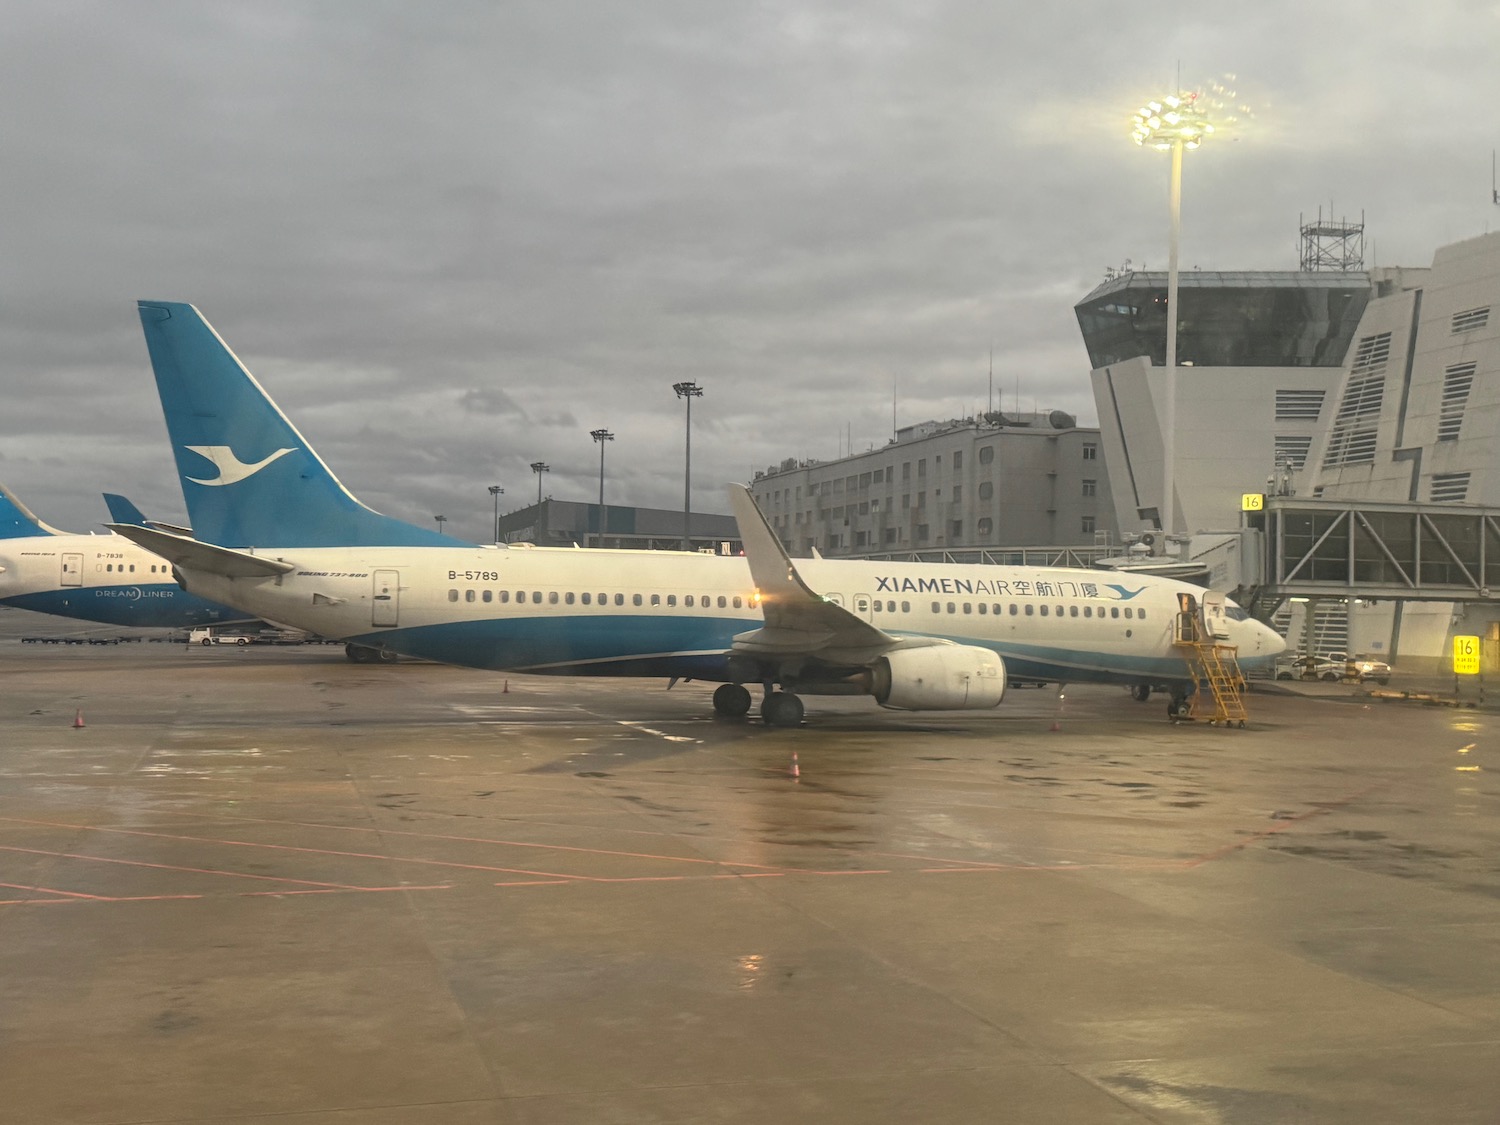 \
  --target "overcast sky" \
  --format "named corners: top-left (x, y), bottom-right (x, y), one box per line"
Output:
top-left (3, 1), bottom-right (1498, 541)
